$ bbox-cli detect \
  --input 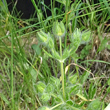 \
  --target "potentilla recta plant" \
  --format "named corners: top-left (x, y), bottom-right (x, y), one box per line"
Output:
top-left (37, 21), bottom-right (91, 109)
top-left (37, 21), bottom-right (91, 96)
